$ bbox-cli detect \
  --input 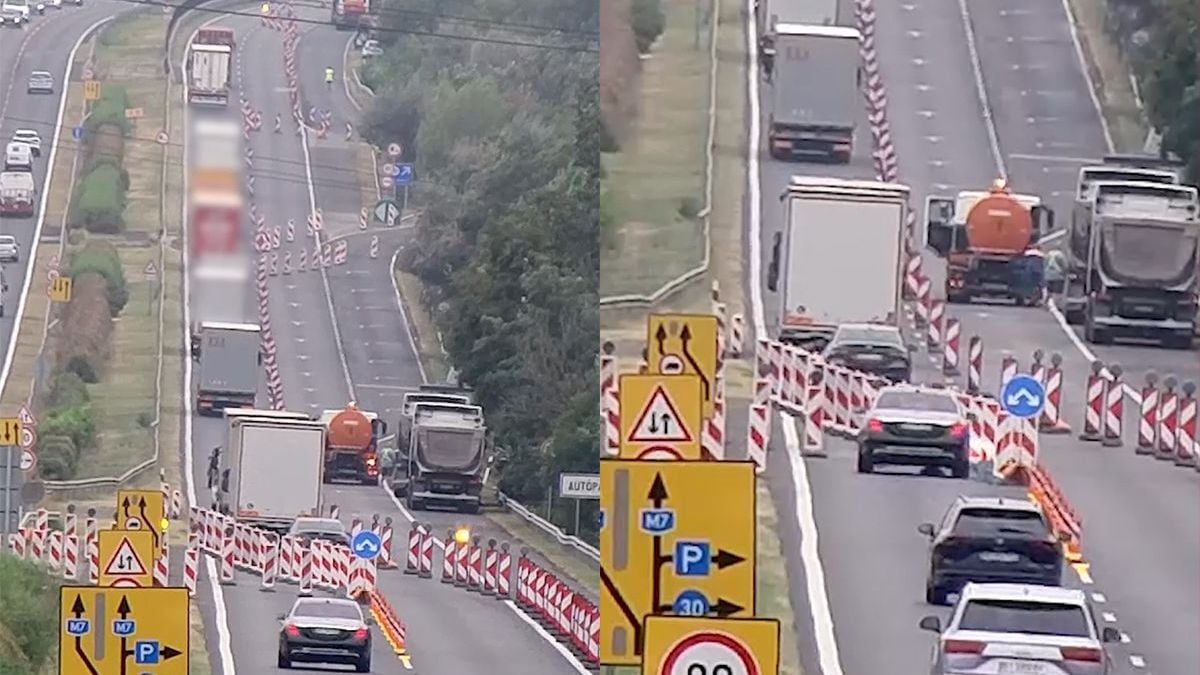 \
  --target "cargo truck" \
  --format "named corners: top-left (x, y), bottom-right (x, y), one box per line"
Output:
top-left (0, 171), bottom-right (35, 217)
top-left (766, 176), bottom-right (909, 349)
top-left (767, 24), bottom-right (861, 163)
top-left (187, 28), bottom-right (234, 106)
top-left (192, 321), bottom-right (261, 415)
top-left (331, 0), bottom-right (369, 30)
top-left (390, 401), bottom-right (487, 513)
top-left (319, 403), bottom-right (387, 485)
top-left (211, 410), bottom-right (325, 530)
top-left (756, 0), bottom-right (841, 56)
top-left (1061, 179), bottom-right (1199, 347)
